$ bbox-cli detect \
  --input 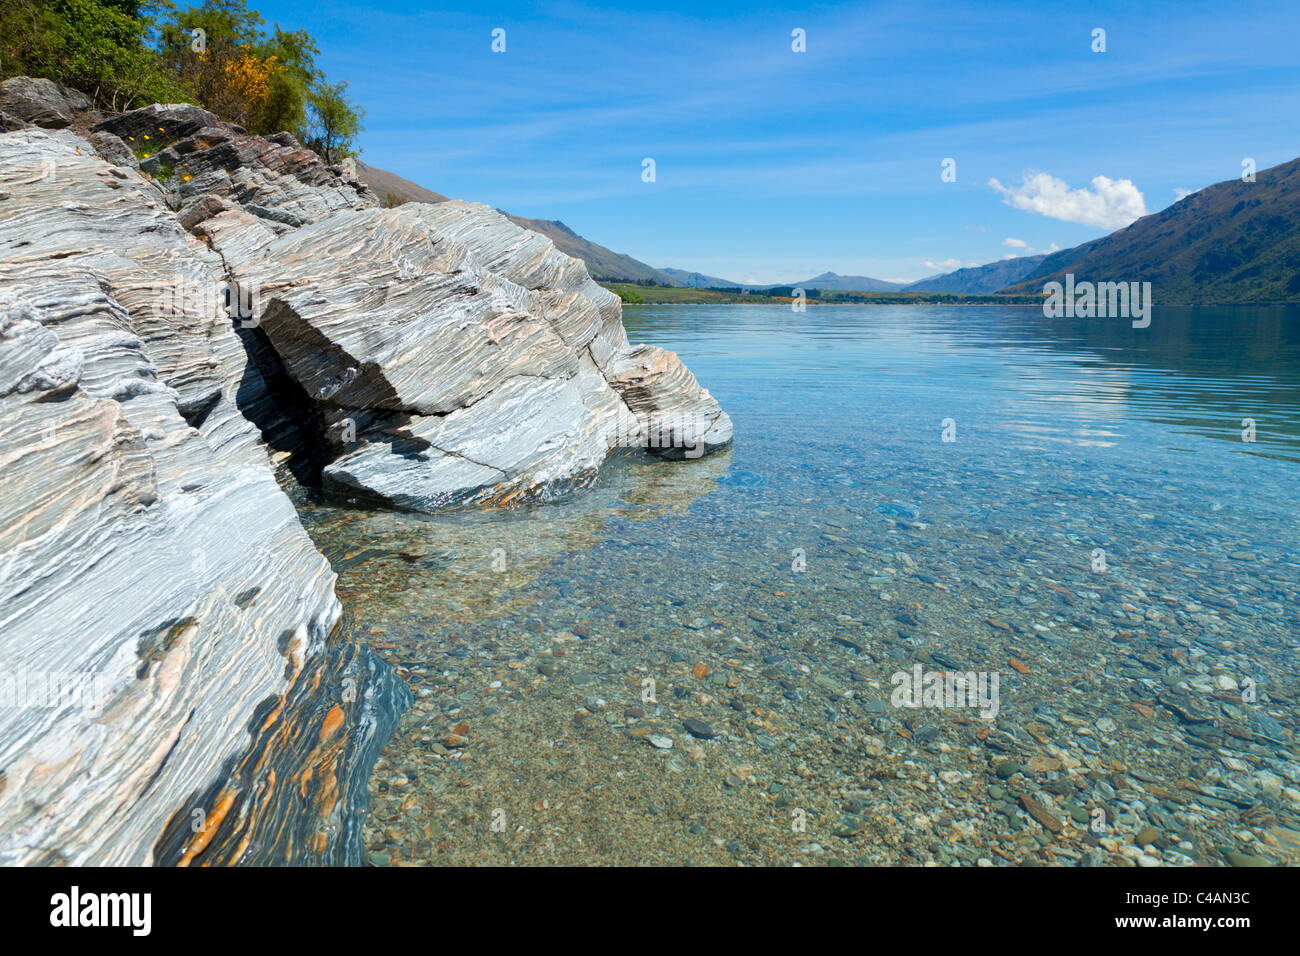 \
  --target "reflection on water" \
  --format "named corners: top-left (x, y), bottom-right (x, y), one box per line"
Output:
top-left (621, 304), bottom-right (1300, 461)
top-left (307, 305), bottom-right (1300, 867)
top-left (295, 449), bottom-right (732, 626)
